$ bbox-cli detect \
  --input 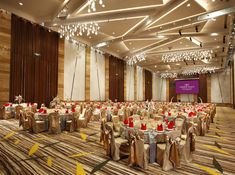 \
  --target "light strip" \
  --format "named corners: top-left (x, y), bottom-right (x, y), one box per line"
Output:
top-left (146, 0), bottom-right (189, 28)
top-left (186, 37), bottom-right (201, 46)
top-left (121, 16), bottom-right (148, 37)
